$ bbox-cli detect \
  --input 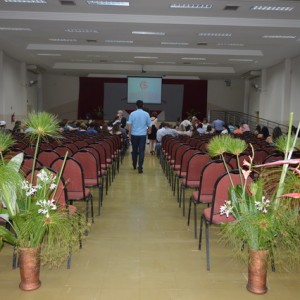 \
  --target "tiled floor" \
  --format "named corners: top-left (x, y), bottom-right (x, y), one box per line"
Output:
top-left (0, 147), bottom-right (300, 299)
